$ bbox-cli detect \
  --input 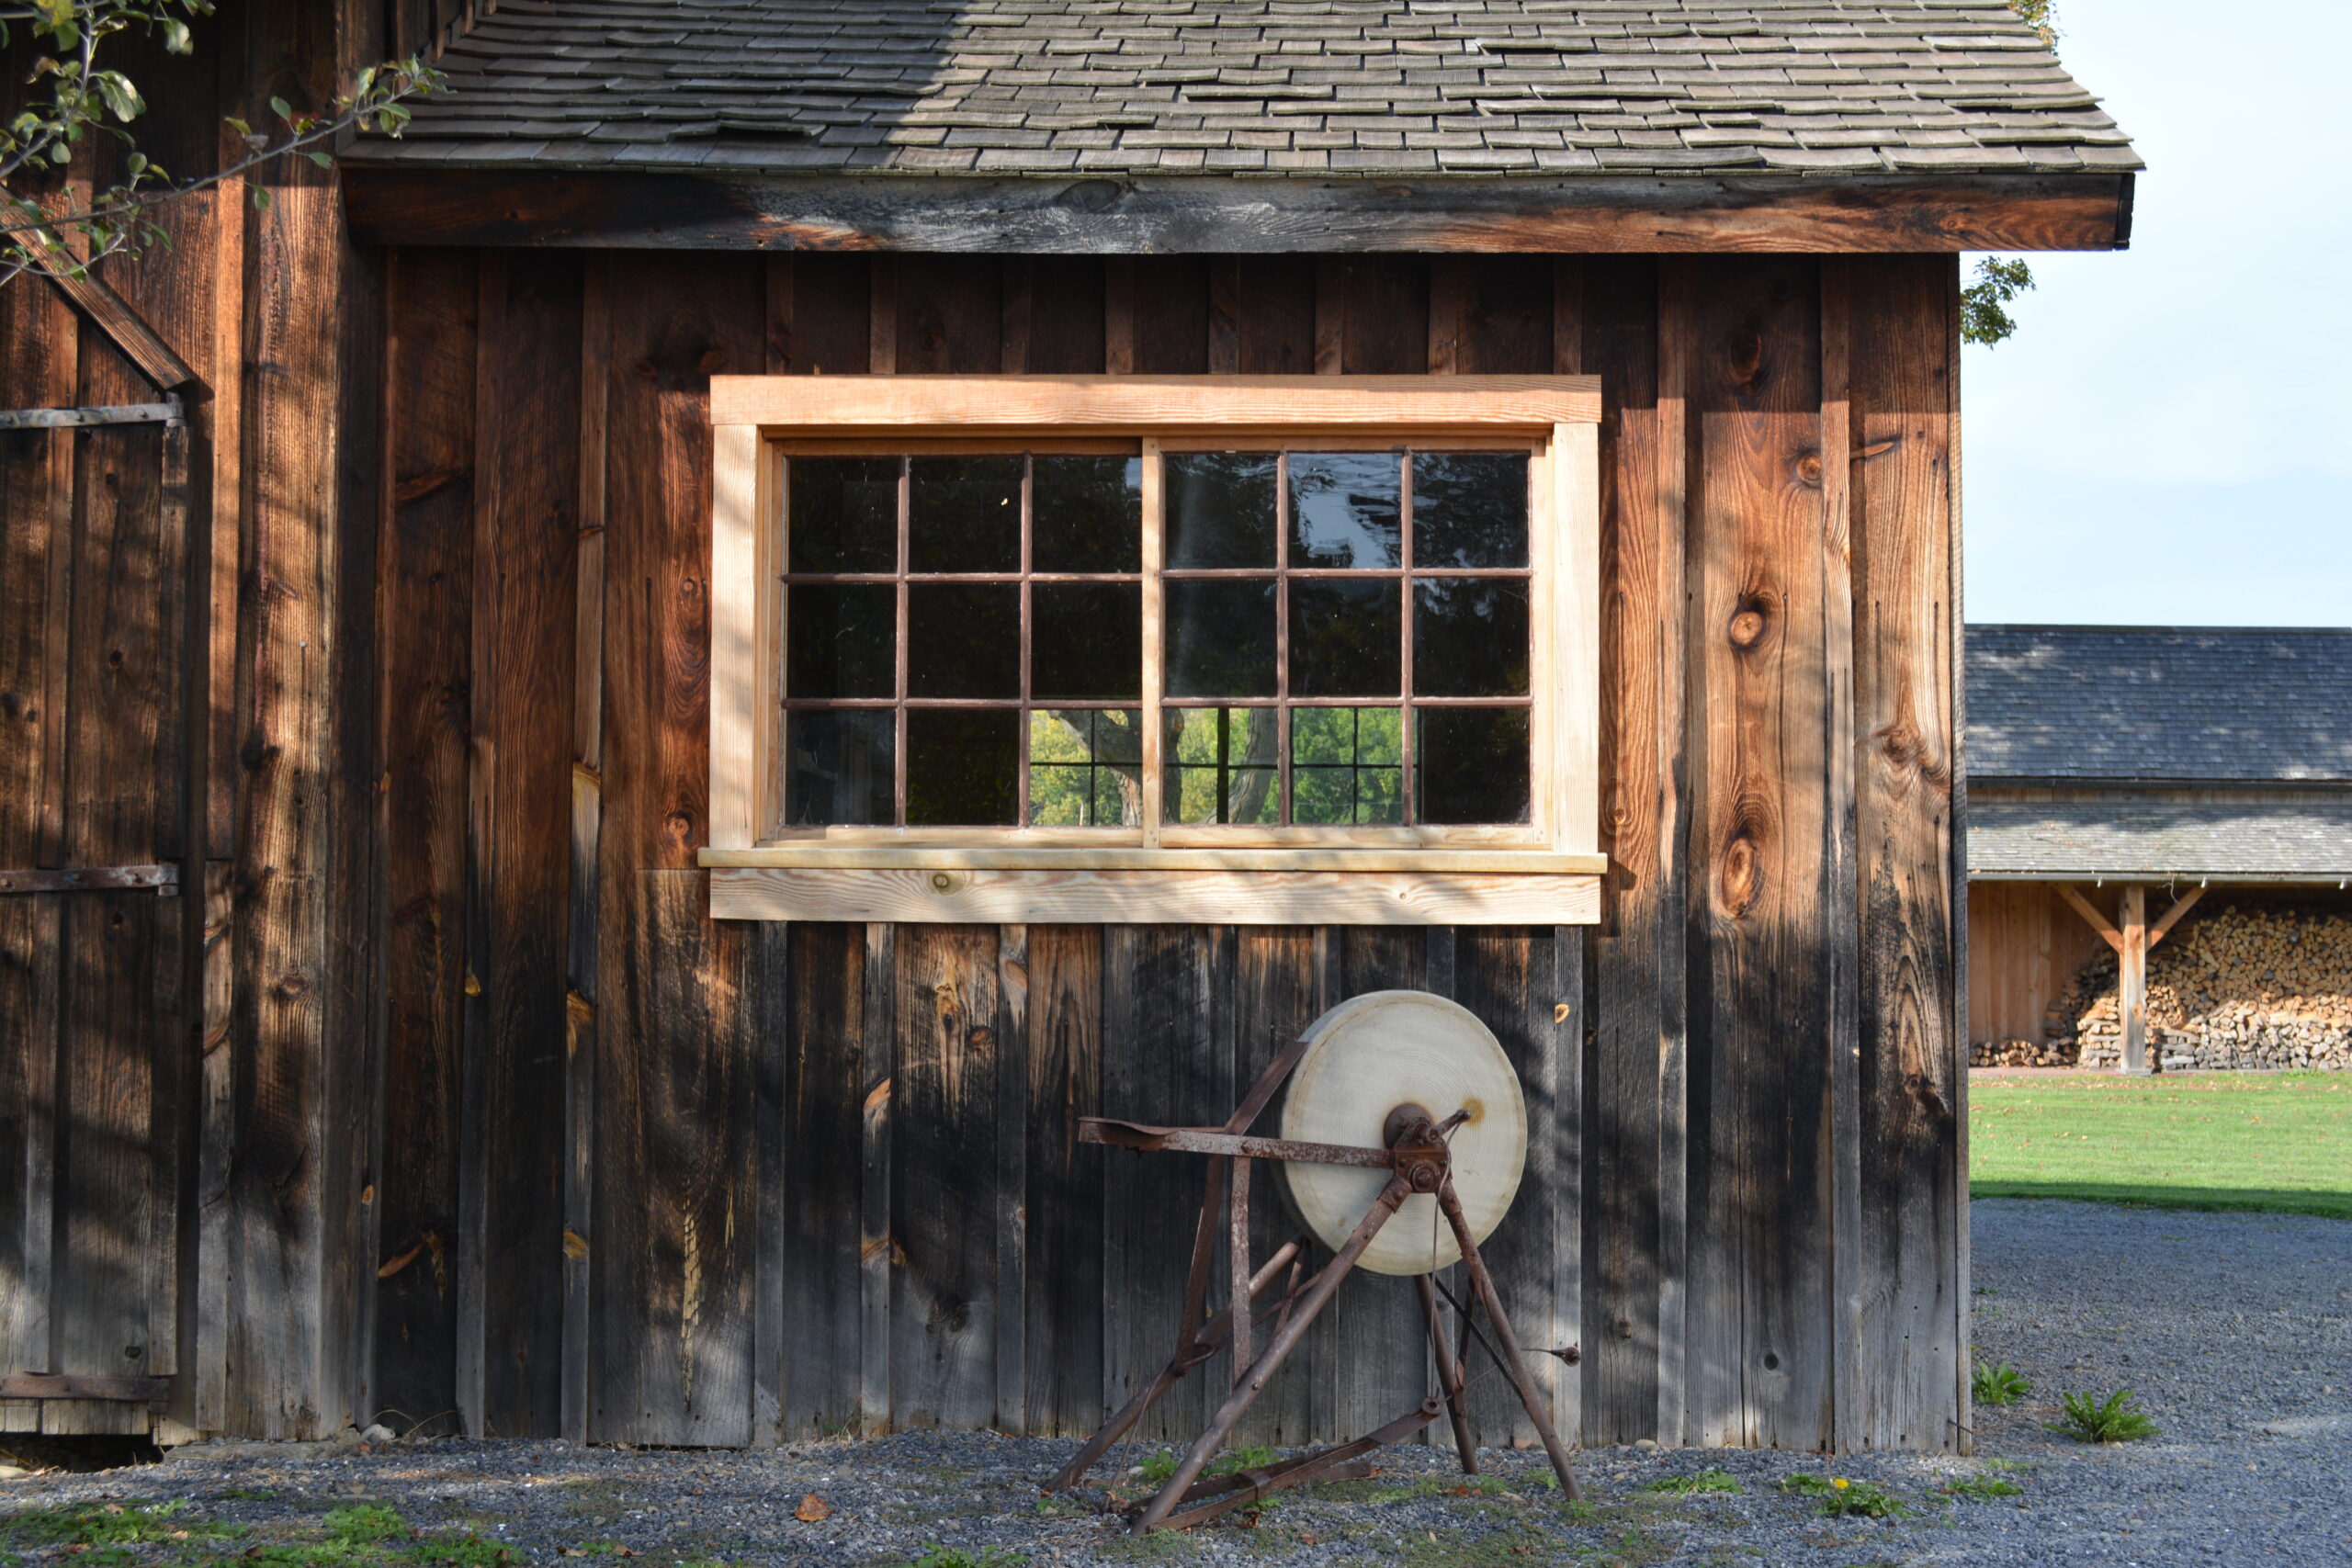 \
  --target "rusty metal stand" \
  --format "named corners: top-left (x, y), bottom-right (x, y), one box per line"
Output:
top-left (1045, 1038), bottom-right (1579, 1532)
